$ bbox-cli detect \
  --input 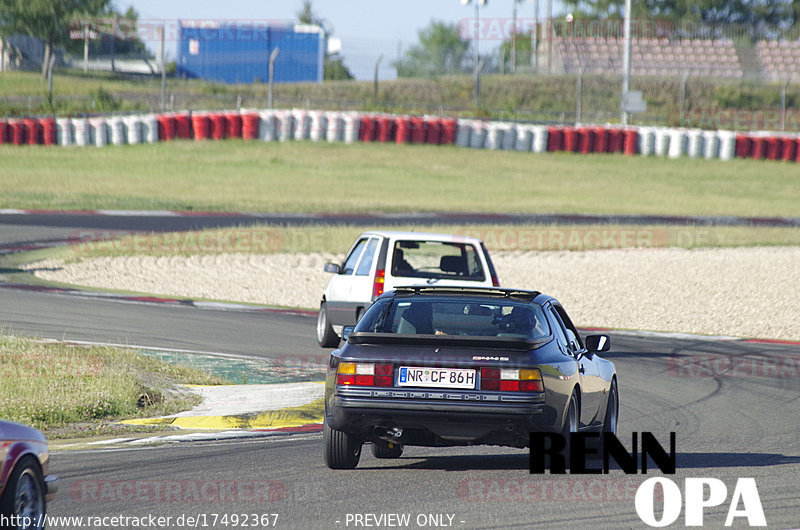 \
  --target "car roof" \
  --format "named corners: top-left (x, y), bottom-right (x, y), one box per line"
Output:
top-left (357, 230), bottom-right (485, 243)
top-left (381, 286), bottom-right (553, 304)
